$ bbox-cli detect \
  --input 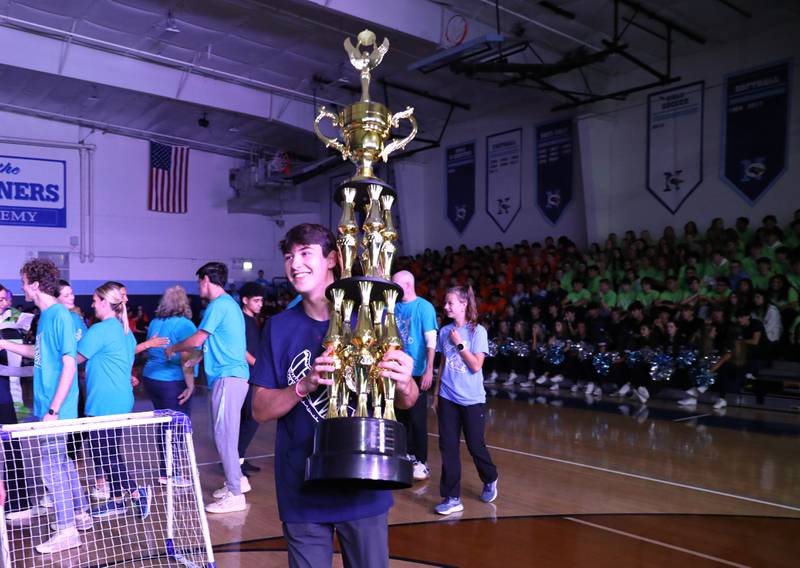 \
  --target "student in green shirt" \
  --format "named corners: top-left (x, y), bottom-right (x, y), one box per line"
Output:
top-left (678, 252), bottom-right (703, 289)
top-left (616, 279), bottom-right (637, 311)
top-left (681, 277), bottom-right (709, 309)
top-left (704, 250), bottom-right (730, 280)
top-left (787, 259), bottom-right (800, 293)
top-left (636, 277), bottom-right (660, 309)
top-left (734, 216), bottom-right (754, 250)
top-left (586, 265), bottom-right (601, 296)
top-left (596, 279), bottom-right (617, 313)
top-left (563, 279), bottom-right (591, 308)
top-left (751, 258), bottom-right (775, 290)
top-left (768, 275), bottom-right (799, 312)
top-left (741, 243), bottom-right (764, 277)
top-left (784, 219), bottom-right (800, 249)
top-left (708, 277), bottom-right (732, 306)
top-left (655, 277), bottom-right (685, 308)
